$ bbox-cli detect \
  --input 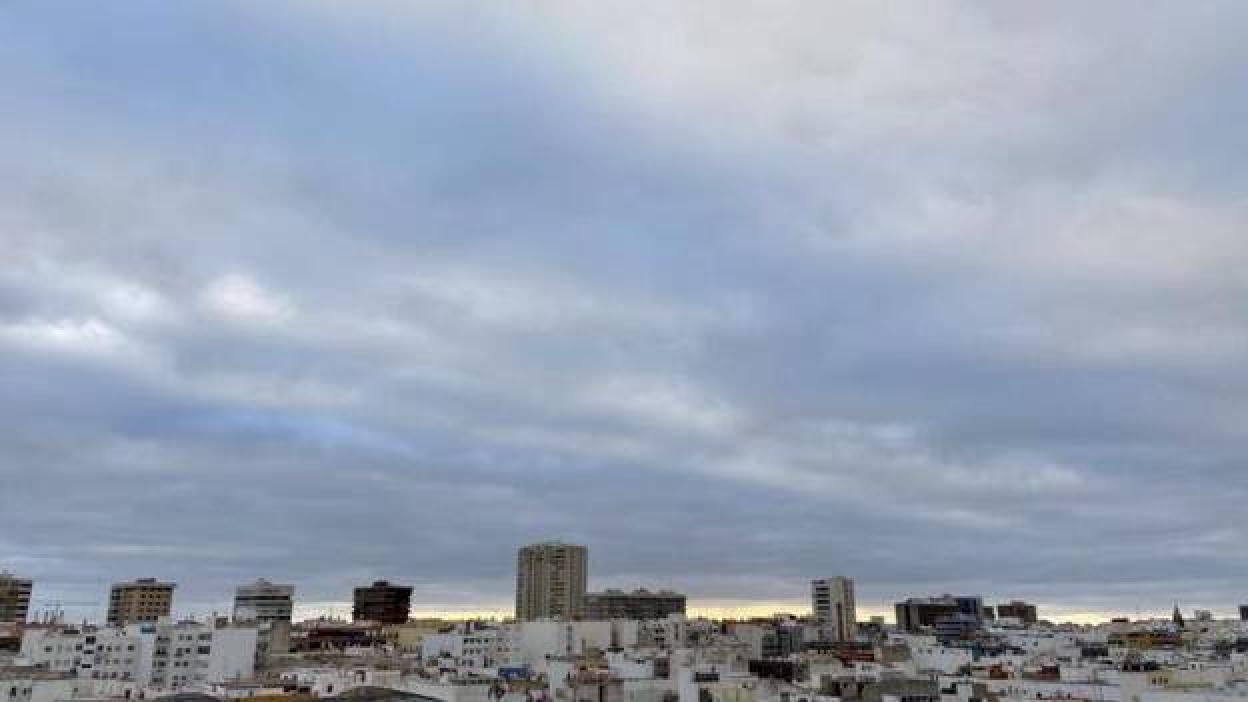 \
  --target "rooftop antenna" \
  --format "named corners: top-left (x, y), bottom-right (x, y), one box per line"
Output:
top-left (34, 600), bottom-right (98, 625)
